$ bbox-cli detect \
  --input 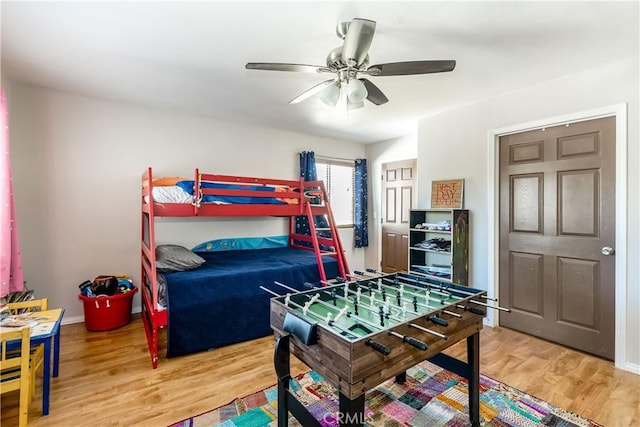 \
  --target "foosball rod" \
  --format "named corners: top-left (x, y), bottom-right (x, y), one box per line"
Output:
top-left (346, 280), bottom-right (454, 335)
top-left (260, 286), bottom-right (363, 340)
top-left (360, 277), bottom-right (465, 316)
top-left (277, 281), bottom-right (412, 328)
top-left (339, 275), bottom-right (452, 308)
top-left (261, 286), bottom-right (329, 324)
top-left (407, 322), bottom-right (448, 340)
top-left (357, 269), bottom-right (500, 306)
top-left (317, 279), bottom-right (417, 315)
top-left (395, 276), bottom-right (510, 312)
top-left (391, 274), bottom-right (505, 311)
top-left (263, 287), bottom-right (392, 357)
top-left (389, 273), bottom-right (471, 298)
top-left (344, 272), bottom-right (459, 307)
top-left (348, 277), bottom-right (453, 337)
top-left (350, 269), bottom-right (381, 278)
top-left (377, 275), bottom-right (498, 316)
top-left (274, 281), bottom-right (397, 330)
top-left (370, 278), bottom-right (456, 306)
top-left (273, 282), bottom-right (430, 351)
top-left (372, 274), bottom-right (461, 302)
top-left (342, 281), bottom-right (455, 333)
top-left (394, 271), bottom-right (495, 302)
top-left (468, 299), bottom-right (512, 312)
top-left (363, 268), bottom-right (473, 299)
top-left (328, 278), bottom-right (457, 316)
top-left (320, 279), bottom-right (458, 325)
